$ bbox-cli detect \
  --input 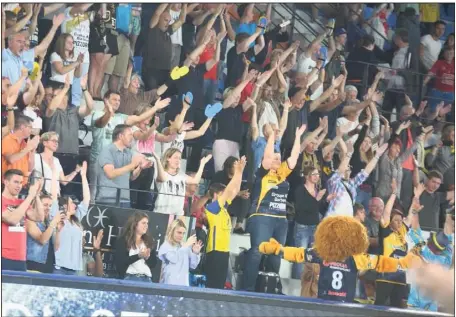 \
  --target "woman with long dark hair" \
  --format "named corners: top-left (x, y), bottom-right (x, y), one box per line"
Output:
top-left (115, 211), bottom-right (157, 282)
top-left (50, 161), bottom-right (90, 275)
